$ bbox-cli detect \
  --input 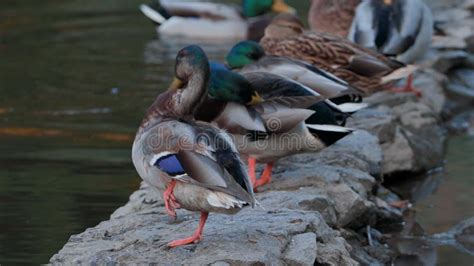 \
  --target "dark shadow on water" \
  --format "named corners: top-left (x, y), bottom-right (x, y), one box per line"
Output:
top-left (386, 135), bottom-right (474, 265)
